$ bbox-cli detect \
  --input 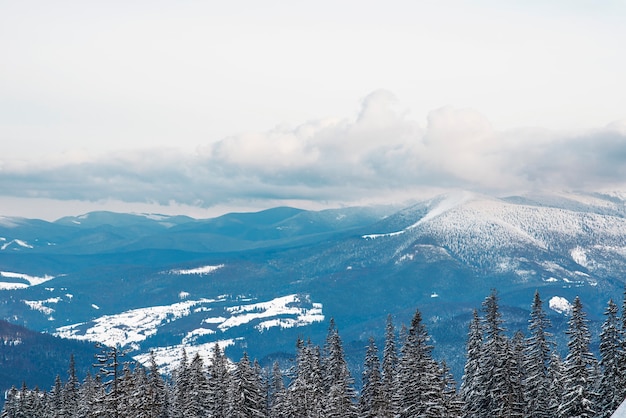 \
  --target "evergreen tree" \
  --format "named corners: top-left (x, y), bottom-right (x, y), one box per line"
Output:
top-left (322, 319), bottom-right (357, 418)
top-left (63, 354), bottom-right (79, 418)
top-left (359, 337), bottom-right (384, 417)
top-left (524, 291), bottom-right (553, 418)
top-left (439, 361), bottom-right (463, 417)
top-left (268, 361), bottom-right (287, 418)
top-left (286, 339), bottom-right (325, 417)
top-left (207, 343), bottom-right (230, 418)
top-left (597, 299), bottom-right (625, 417)
top-left (187, 353), bottom-right (210, 417)
top-left (228, 352), bottom-right (266, 418)
top-left (393, 308), bottom-right (444, 418)
top-left (480, 289), bottom-right (522, 417)
top-left (47, 375), bottom-right (64, 418)
top-left (546, 352), bottom-right (564, 417)
top-left (146, 352), bottom-right (168, 418)
top-left (558, 296), bottom-right (597, 418)
top-left (172, 347), bottom-right (190, 417)
top-left (380, 314), bottom-right (397, 418)
top-left (460, 309), bottom-right (484, 418)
